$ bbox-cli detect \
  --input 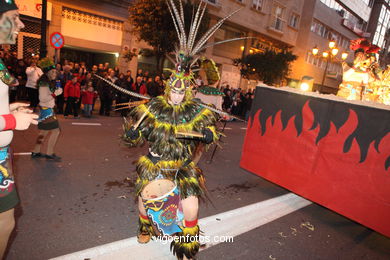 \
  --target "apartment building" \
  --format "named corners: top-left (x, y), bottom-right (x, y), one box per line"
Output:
top-left (176, 0), bottom-right (373, 92)
top-left (198, 0), bottom-right (378, 93)
top-left (290, 0), bottom-right (371, 93)
top-left (201, 0), bottom-right (305, 89)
